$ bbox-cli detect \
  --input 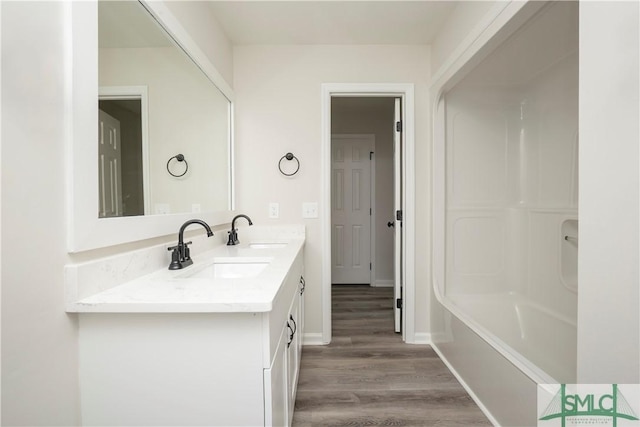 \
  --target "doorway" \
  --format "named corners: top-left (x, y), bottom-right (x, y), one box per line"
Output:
top-left (321, 83), bottom-right (416, 345)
